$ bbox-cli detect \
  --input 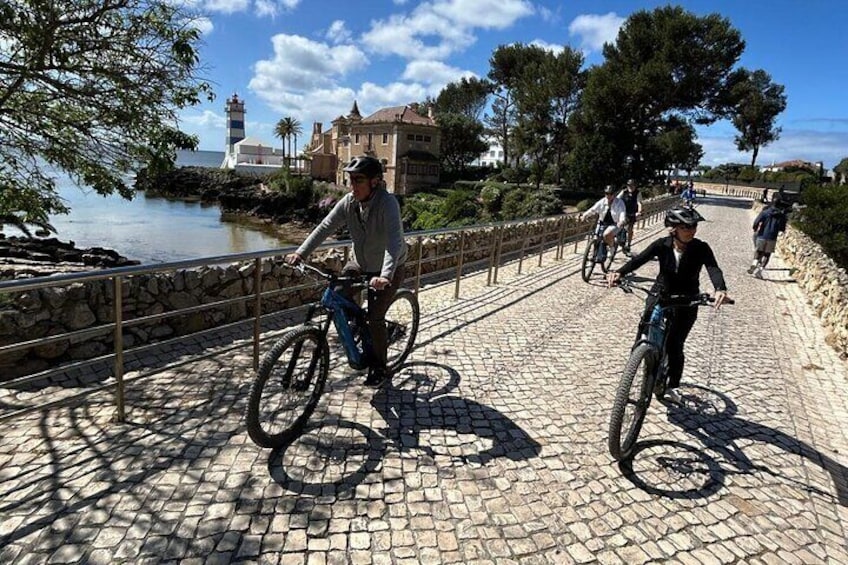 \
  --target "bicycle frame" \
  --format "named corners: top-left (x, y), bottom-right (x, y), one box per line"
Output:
top-left (297, 263), bottom-right (375, 369)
